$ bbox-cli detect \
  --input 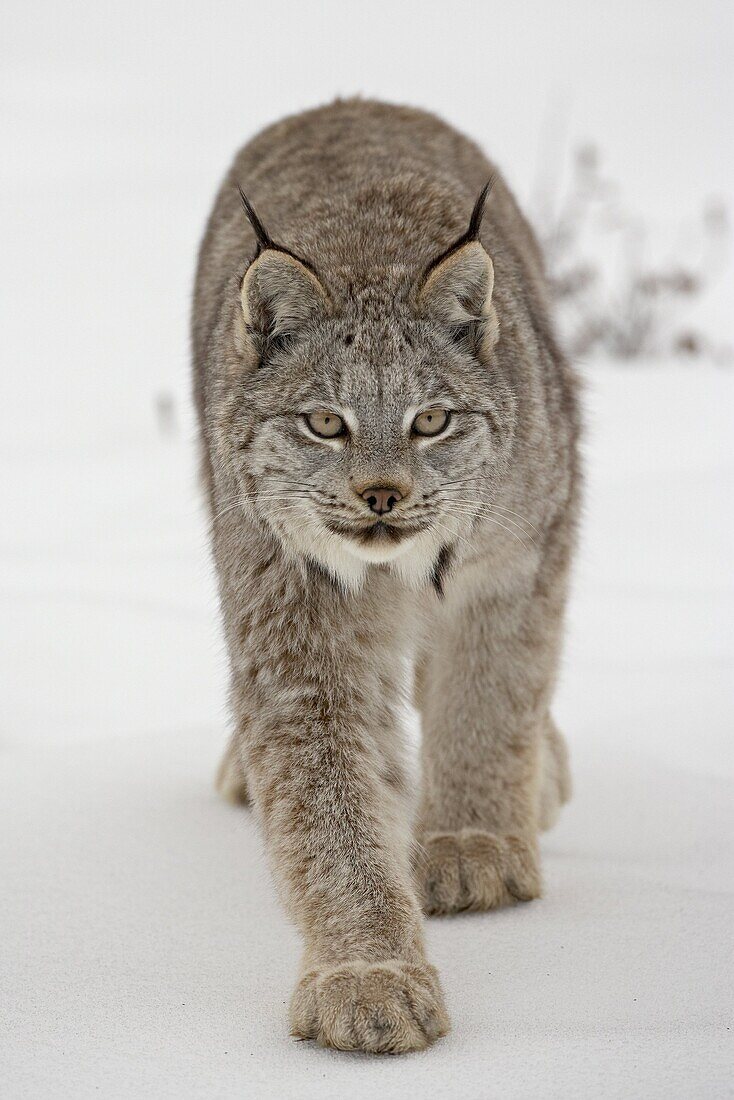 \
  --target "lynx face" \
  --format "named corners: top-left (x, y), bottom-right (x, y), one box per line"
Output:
top-left (235, 323), bottom-right (512, 586)
top-left (221, 187), bottom-right (513, 589)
